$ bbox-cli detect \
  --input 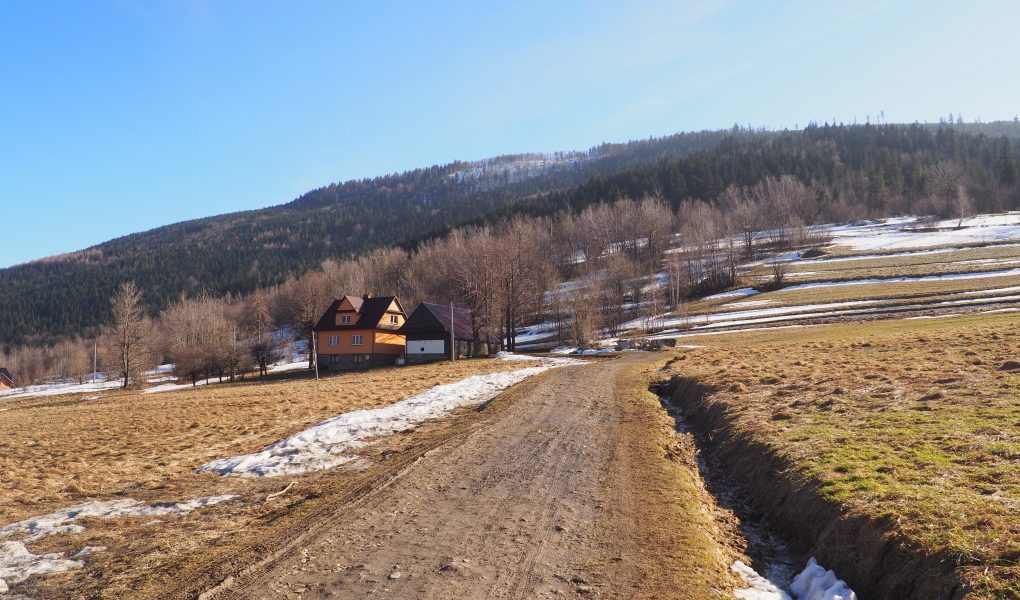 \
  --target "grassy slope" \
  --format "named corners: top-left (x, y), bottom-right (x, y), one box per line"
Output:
top-left (664, 313), bottom-right (1020, 598)
top-left (591, 357), bottom-right (743, 598)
